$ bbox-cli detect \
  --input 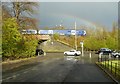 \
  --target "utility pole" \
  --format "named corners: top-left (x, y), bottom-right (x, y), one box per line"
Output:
top-left (75, 21), bottom-right (77, 50)
top-left (51, 30), bottom-right (53, 45)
